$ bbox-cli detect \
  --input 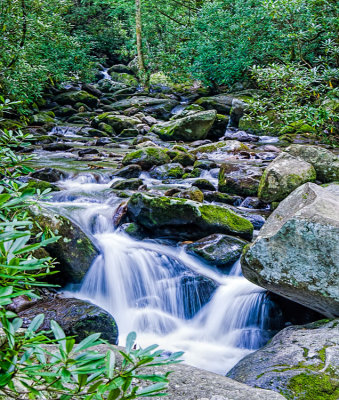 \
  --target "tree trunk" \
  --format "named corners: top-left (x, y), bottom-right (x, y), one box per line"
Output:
top-left (135, 0), bottom-right (145, 73)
